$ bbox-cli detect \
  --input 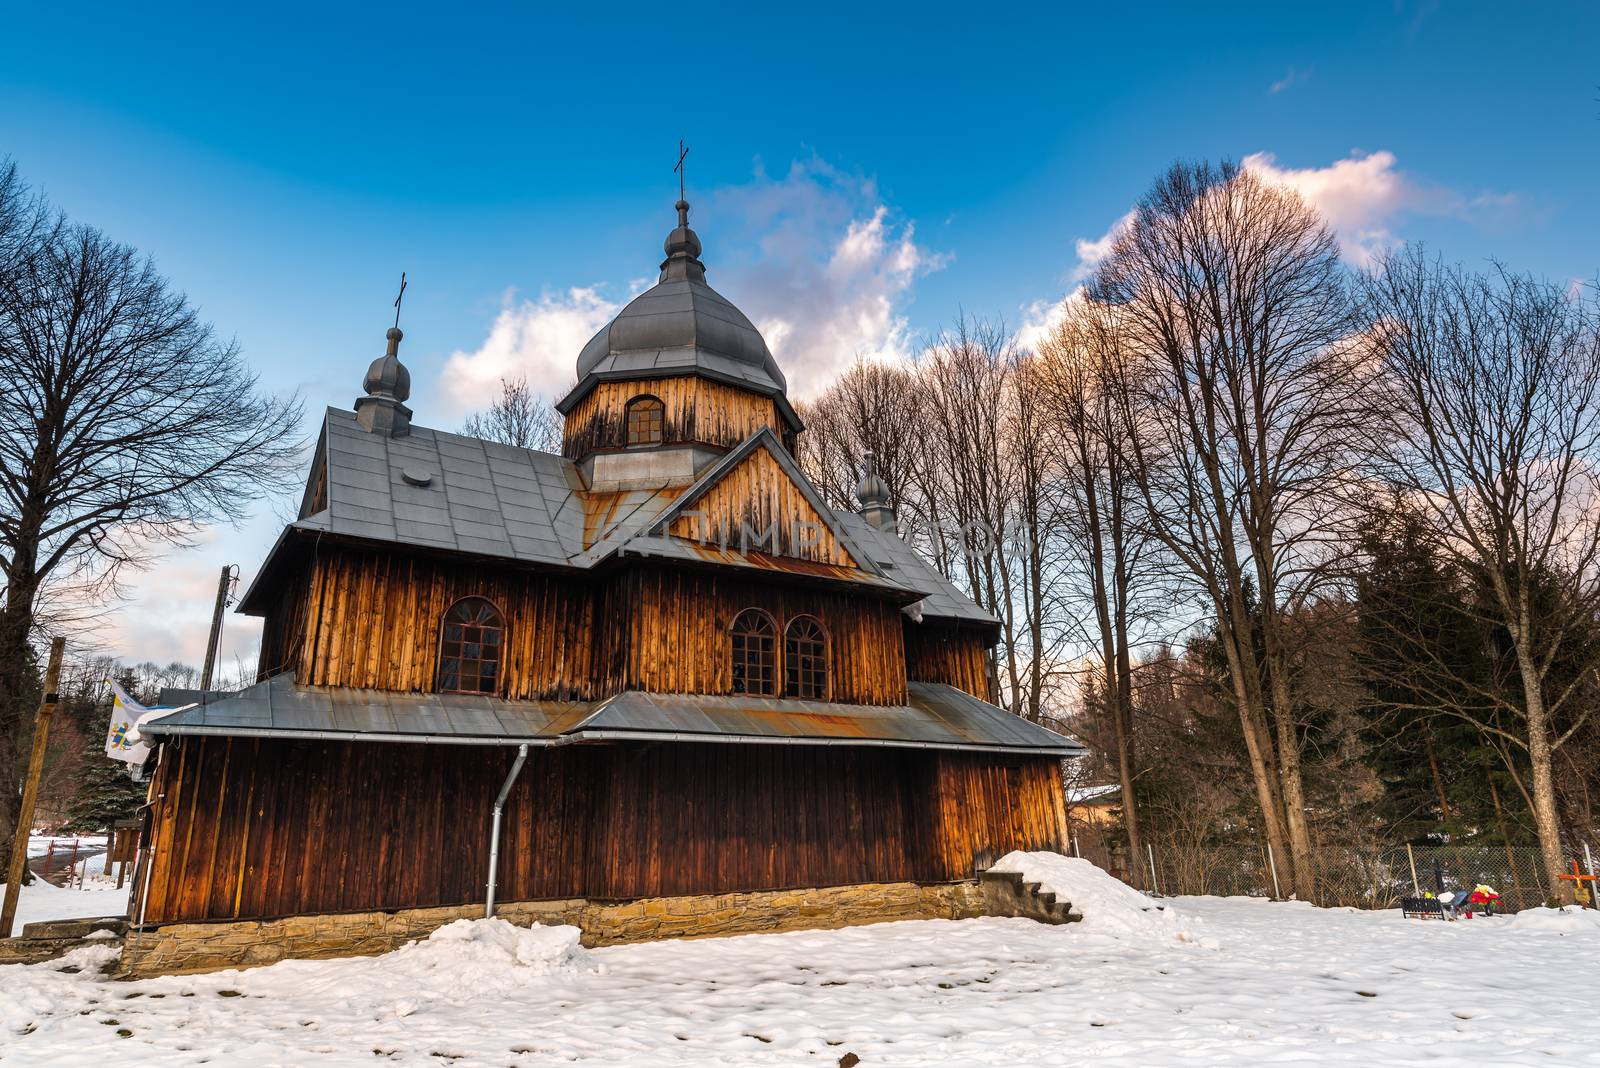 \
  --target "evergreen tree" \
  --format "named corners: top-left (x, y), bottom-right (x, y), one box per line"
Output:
top-left (62, 676), bottom-right (145, 833)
